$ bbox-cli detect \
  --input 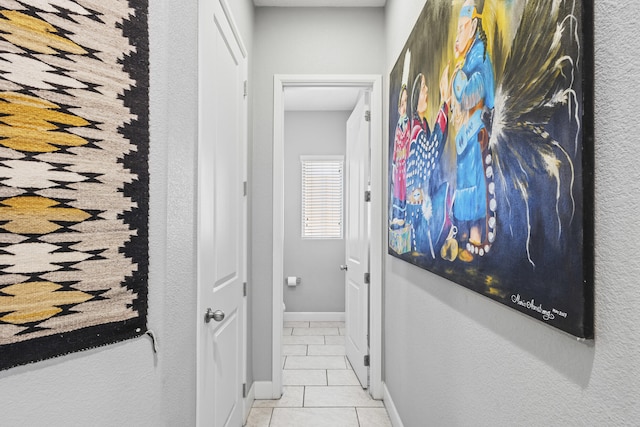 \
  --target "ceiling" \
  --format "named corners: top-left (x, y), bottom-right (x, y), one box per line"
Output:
top-left (284, 86), bottom-right (363, 111)
top-left (254, 0), bottom-right (386, 7)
